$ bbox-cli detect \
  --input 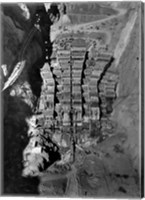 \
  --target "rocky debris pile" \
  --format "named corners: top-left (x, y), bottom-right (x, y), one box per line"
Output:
top-left (9, 81), bottom-right (37, 110)
top-left (23, 115), bottom-right (60, 177)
